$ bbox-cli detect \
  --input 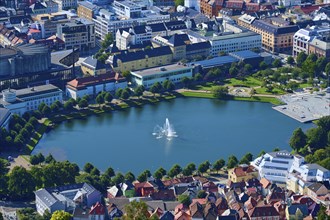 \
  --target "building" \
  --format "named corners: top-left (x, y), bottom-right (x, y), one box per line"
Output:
top-left (66, 73), bottom-right (127, 100)
top-left (29, 1), bottom-right (58, 15)
top-left (237, 14), bottom-right (257, 29)
top-left (0, 44), bottom-right (51, 77)
top-left (77, 1), bottom-right (100, 21)
top-left (56, 18), bottom-right (95, 50)
top-left (80, 56), bottom-right (109, 76)
top-left (185, 0), bottom-right (200, 11)
top-left (250, 20), bottom-right (299, 53)
top-left (54, 0), bottom-right (77, 10)
top-left (109, 46), bottom-right (173, 72)
top-left (293, 26), bottom-right (330, 58)
top-left (112, 0), bottom-right (142, 19)
top-left (93, 8), bottom-right (170, 40)
top-left (32, 11), bottom-right (78, 38)
top-left (228, 165), bottom-right (258, 183)
top-left (130, 63), bottom-right (193, 89)
top-left (0, 84), bottom-right (63, 115)
top-left (35, 183), bottom-right (102, 216)
top-left (200, 0), bottom-right (223, 18)
top-left (279, 0), bottom-right (301, 7)
top-left (0, 108), bottom-right (11, 130)
top-left (0, 23), bottom-right (25, 46)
